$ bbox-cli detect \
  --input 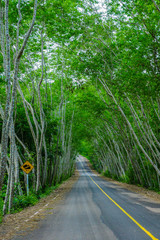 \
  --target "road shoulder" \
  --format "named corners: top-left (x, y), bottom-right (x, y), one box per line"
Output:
top-left (0, 170), bottom-right (79, 240)
top-left (84, 156), bottom-right (160, 203)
